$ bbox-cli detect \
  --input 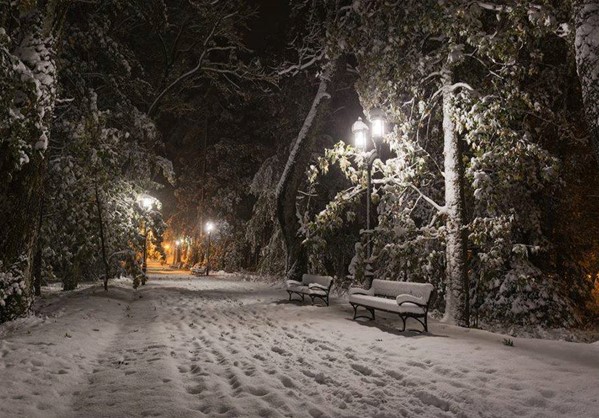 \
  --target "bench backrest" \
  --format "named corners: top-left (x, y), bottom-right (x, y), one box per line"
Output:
top-left (372, 279), bottom-right (434, 302)
top-left (302, 274), bottom-right (333, 289)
